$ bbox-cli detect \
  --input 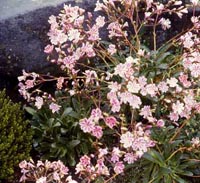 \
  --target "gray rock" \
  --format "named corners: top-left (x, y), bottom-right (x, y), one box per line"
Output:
top-left (0, 0), bottom-right (97, 77)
